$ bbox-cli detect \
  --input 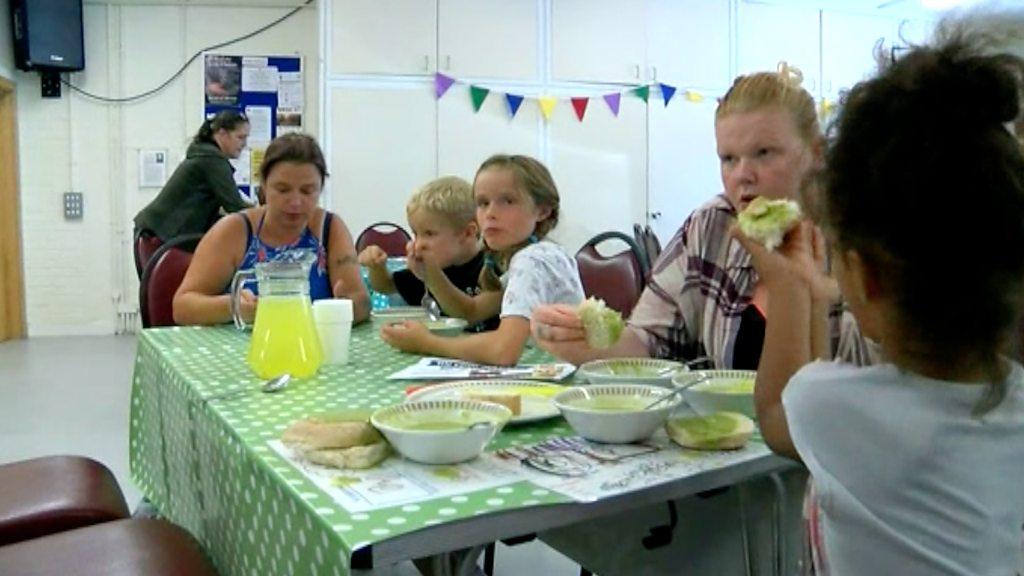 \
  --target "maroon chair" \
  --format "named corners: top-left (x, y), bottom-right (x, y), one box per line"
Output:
top-left (0, 518), bottom-right (218, 576)
top-left (0, 456), bottom-right (130, 547)
top-left (139, 234), bottom-right (202, 328)
top-left (133, 228), bottom-right (164, 280)
top-left (355, 221), bottom-right (411, 257)
top-left (575, 231), bottom-right (649, 317)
